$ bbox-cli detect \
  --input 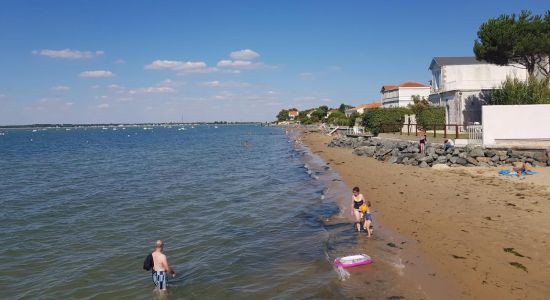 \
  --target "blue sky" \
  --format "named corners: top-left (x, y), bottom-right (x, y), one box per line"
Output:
top-left (0, 0), bottom-right (547, 124)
